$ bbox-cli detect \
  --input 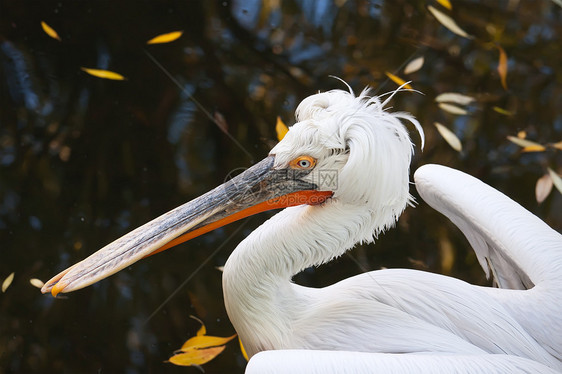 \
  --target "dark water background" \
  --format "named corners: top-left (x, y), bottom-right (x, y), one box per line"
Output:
top-left (1, 1), bottom-right (561, 373)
